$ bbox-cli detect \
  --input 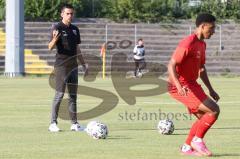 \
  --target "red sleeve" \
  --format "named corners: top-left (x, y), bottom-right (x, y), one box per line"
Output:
top-left (201, 51), bottom-right (206, 65)
top-left (201, 42), bottom-right (206, 65)
top-left (171, 46), bottom-right (189, 64)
